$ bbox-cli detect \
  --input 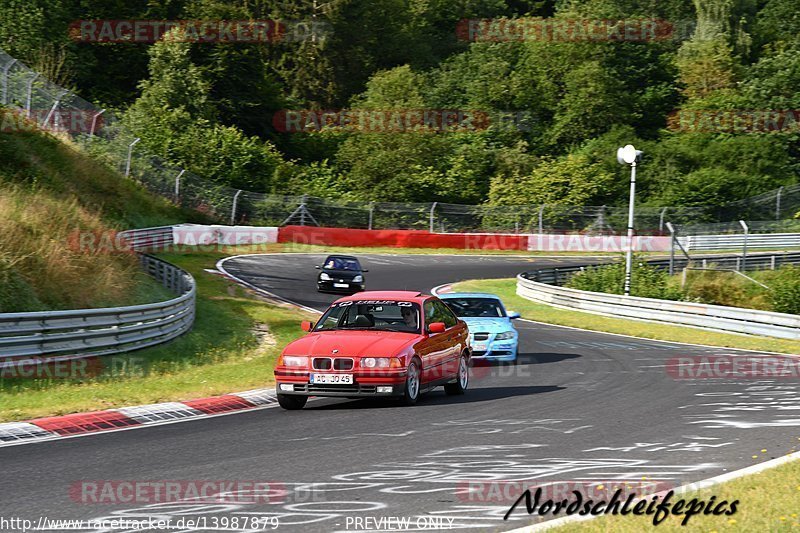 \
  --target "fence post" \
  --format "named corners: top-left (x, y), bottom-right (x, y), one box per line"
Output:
top-left (739, 220), bottom-right (749, 271)
top-left (538, 204), bottom-right (545, 234)
top-left (89, 108), bottom-right (105, 137)
top-left (300, 195), bottom-right (308, 226)
top-left (667, 222), bottom-right (676, 275)
top-left (1, 58), bottom-right (17, 104)
top-left (776, 186), bottom-right (784, 220)
top-left (124, 138), bottom-right (140, 177)
top-left (659, 207), bottom-right (668, 233)
top-left (230, 190), bottom-right (243, 225)
top-left (25, 72), bottom-right (40, 117)
top-left (368, 202), bottom-right (374, 230)
top-left (429, 202), bottom-right (437, 233)
top-left (175, 169), bottom-right (185, 202)
top-left (42, 89), bottom-right (67, 130)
